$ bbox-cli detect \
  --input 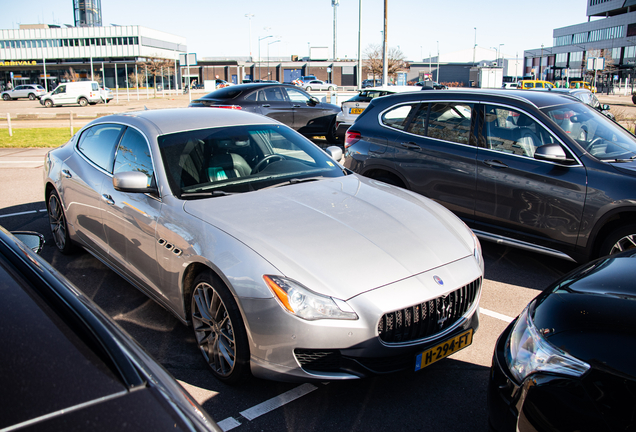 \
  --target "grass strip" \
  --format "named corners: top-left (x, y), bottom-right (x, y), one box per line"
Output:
top-left (0, 128), bottom-right (71, 148)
